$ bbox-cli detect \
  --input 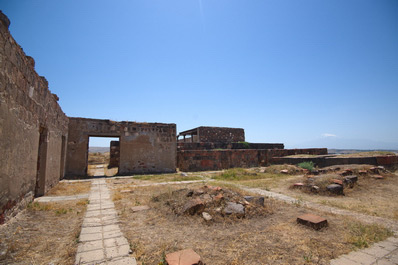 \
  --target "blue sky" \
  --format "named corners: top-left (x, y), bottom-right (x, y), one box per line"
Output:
top-left (2, 0), bottom-right (397, 148)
